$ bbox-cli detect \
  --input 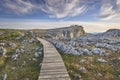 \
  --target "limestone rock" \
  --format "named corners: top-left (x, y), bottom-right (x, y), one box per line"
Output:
top-left (91, 48), bottom-right (106, 55)
top-left (3, 74), bottom-right (7, 80)
top-left (97, 58), bottom-right (107, 63)
top-left (95, 43), bottom-right (120, 52)
top-left (12, 49), bottom-right (22, 60)
top-left (12, 54), bottom-right (19, 60)
top-left (48, 25), bottom-right (85, 39)
top-left (97, 73), bottom-right (103, 77)
top-left (0, 43), bottom-right (5, 46)
top-left (79, 66), bottom-right (87, 73)
top-left (34, 52), bottom-right (42, 57)
top-left (7, 42), bottom-right (16, 48)
top-left (98, 29), bottom-right (120, 37)
top-left (0, 47), bottom-right (7, 56)
top-left (32, 58), bottom-right (37, 61)
top-left (74, 74), bottom-right (81, 80)
top-left (80, 59), bottom-right (86, 63)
